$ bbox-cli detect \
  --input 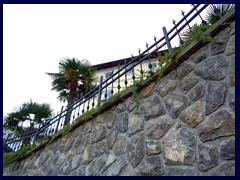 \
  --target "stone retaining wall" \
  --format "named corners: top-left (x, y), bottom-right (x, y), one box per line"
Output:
top-left (4, 20), bottom-right (235, 176)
